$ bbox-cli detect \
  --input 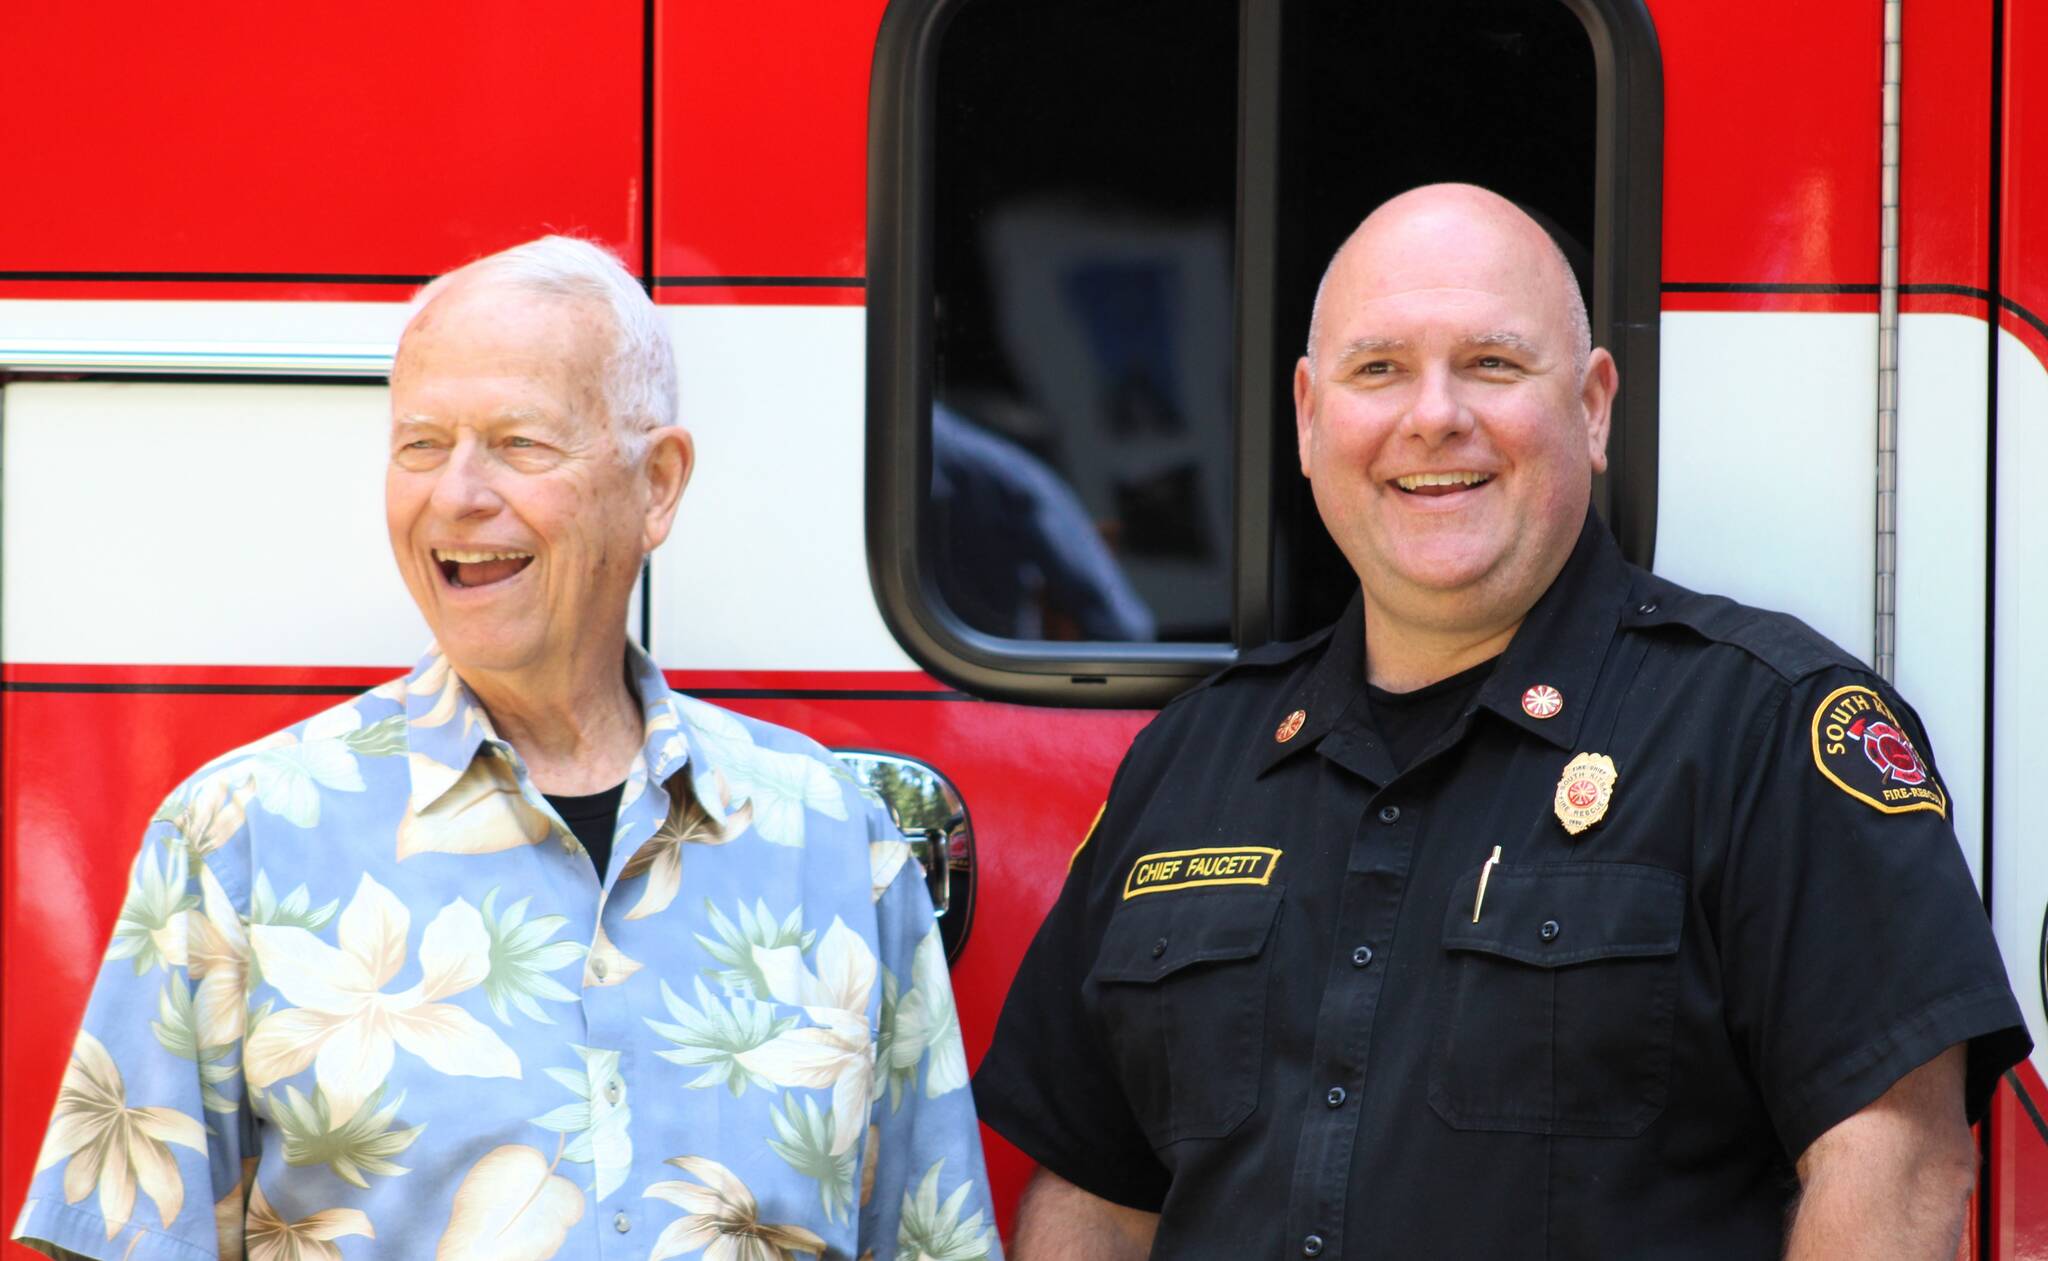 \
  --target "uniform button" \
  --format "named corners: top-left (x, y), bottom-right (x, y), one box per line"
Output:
top-left (1539, 919), bottom-right (1561, 942)
top-left (1377, 805), bottom-right (1401, 824)
top-left (1351, 945), bottom-right (1374, 968)
top-left (613, 1213), bottom-right (631, 1233)
top-left (591, 958), bottom-right (610, 981)
top-left (604, 1079), bottom-right (623, 1105)
top-left (1325, 1086), bottom-right (1347, 1108)
top-left (1302, 1235), bottom-right (1326, 1257)
top-left (1151, 938), bottom-right (1168, 958)
top-left (1638, 601), bottom-right (1659, 615)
